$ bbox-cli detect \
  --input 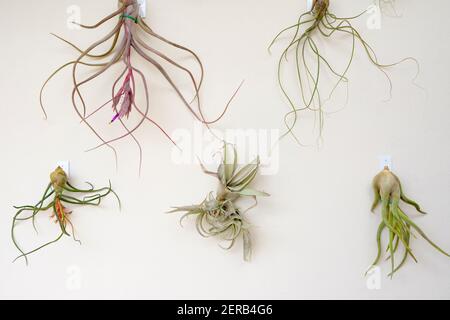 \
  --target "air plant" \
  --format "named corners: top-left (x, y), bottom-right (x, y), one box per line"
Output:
top-left (368, 167), bottom-right (449, 277)
top-left (169, 145), bottom-right (269, 261)
top-left (269, 0), bottom-right (418, 143)
top-left (40, 0), bottom-right (231, 171)
top-left (11, 167), bottom-right (120, 265)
